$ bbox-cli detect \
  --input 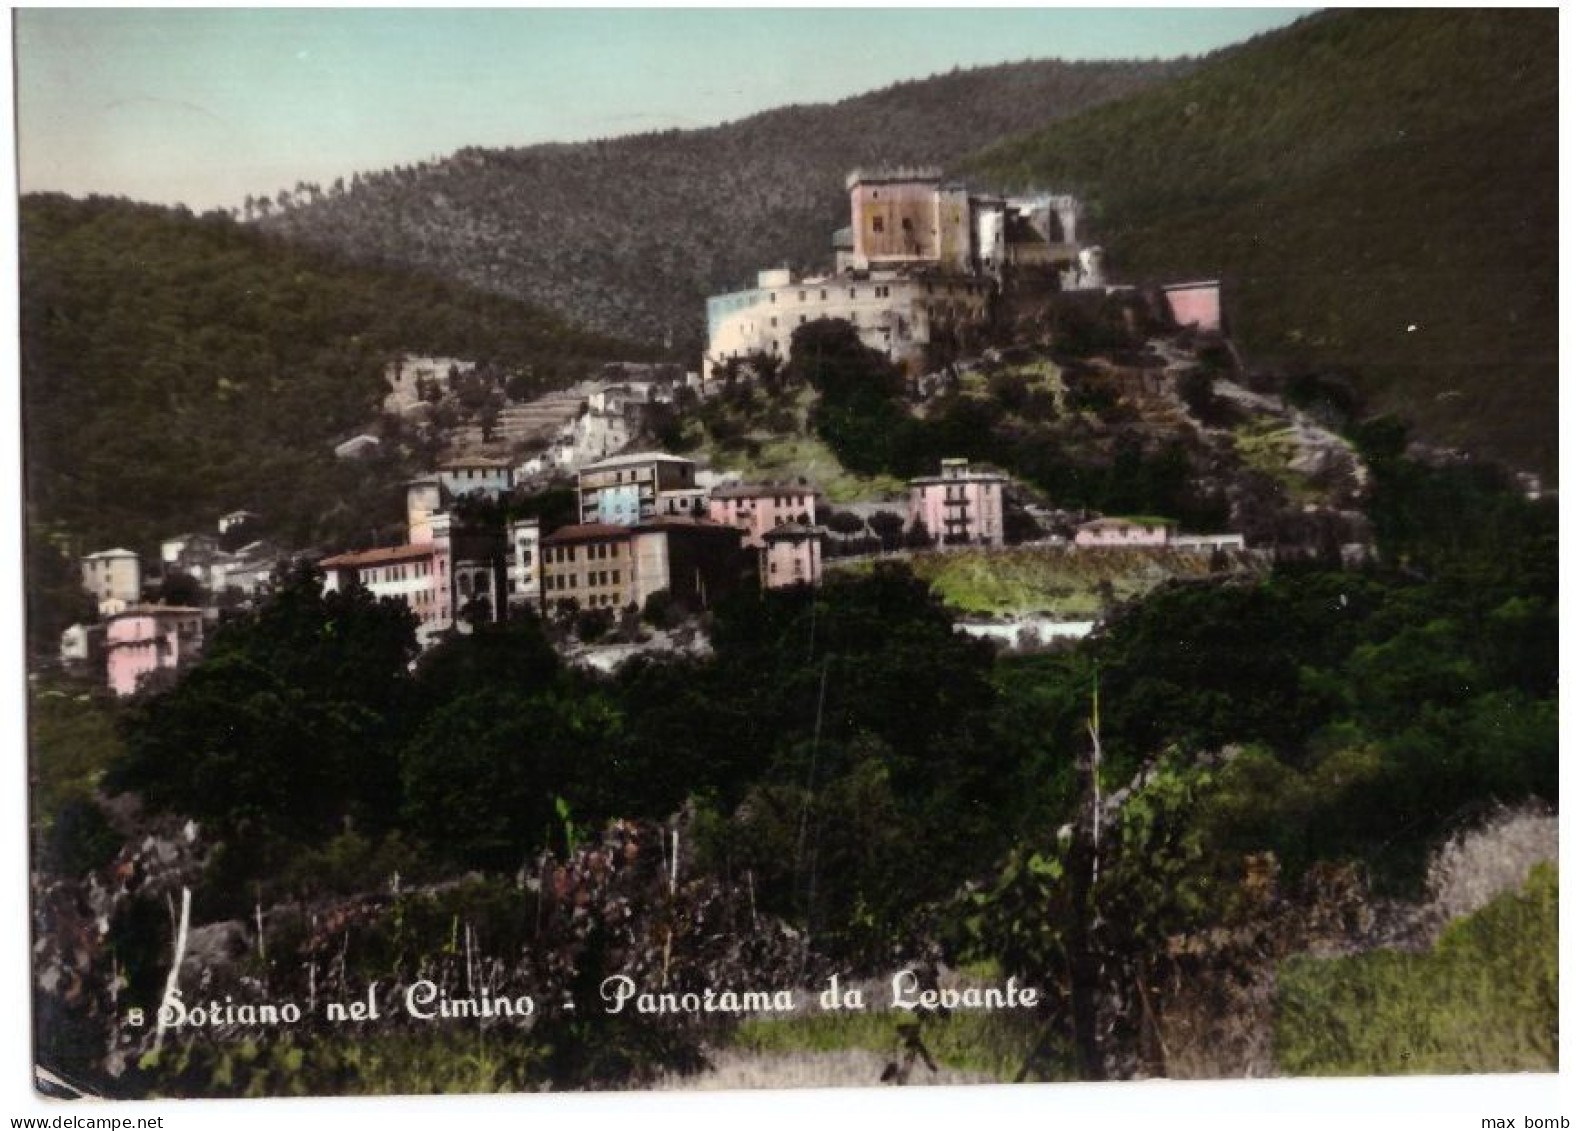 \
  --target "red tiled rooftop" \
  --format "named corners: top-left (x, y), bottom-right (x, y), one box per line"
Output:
top-left (542, 523), bottom-right (633, 545)
top-left (320, 542), bottom-right (439, 568)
